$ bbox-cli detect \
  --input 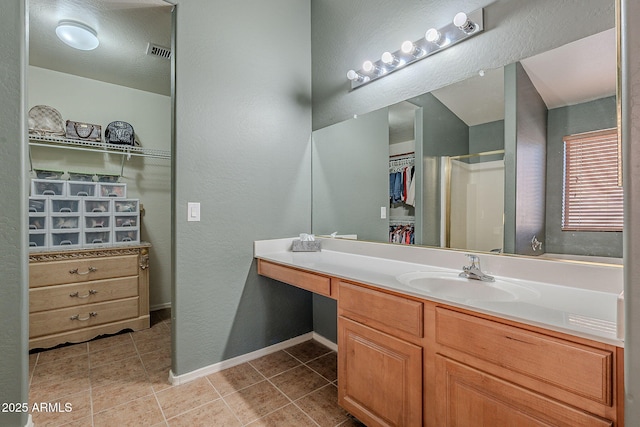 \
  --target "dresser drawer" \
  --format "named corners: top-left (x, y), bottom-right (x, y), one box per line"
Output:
top-left (30, 276), bottom-right (139, 313)
top-left (258, 259), bottom-right (333, 298)
top-left (339, 281), bottom-right (423, 339)
top-left (30, 297), bottom-right (140, 338)
top-left (435, 307), bottom-right (613, 406)
top-left (30, 254), bottom-right (139, 288)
